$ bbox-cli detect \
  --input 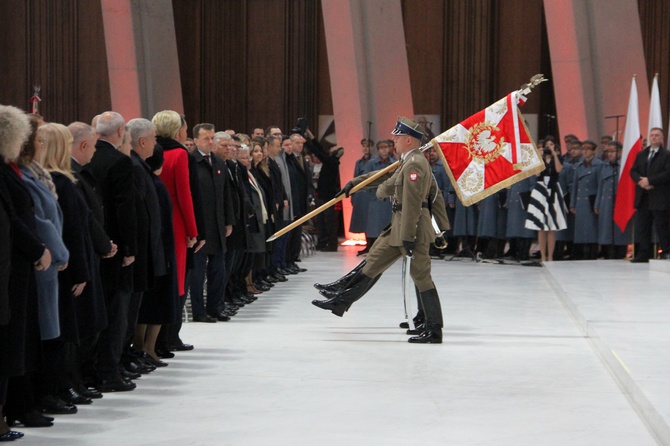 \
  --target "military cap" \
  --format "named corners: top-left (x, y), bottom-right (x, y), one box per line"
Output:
top-left (391, 116), bottom-right (427, 141)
